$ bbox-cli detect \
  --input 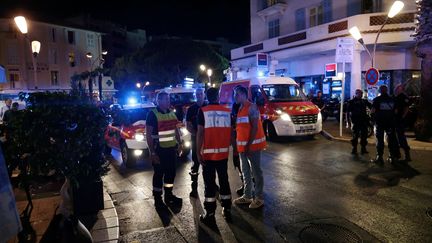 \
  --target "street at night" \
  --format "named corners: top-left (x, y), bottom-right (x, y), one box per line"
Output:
top-left (104, 135), bottom-right (432, 242)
